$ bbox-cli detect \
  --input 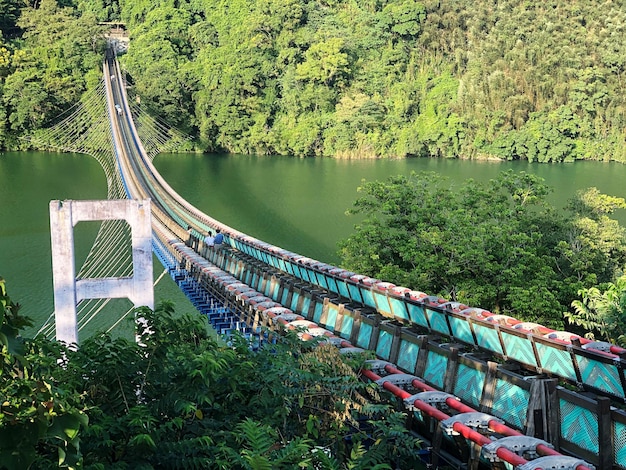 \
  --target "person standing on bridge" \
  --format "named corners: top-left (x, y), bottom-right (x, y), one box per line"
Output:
top-left (203, 231), bottom-right (215, 256)
top-left (186, 225), bottom-right (200, 250)
top-left (214, 229), bottom-right (224, 250)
